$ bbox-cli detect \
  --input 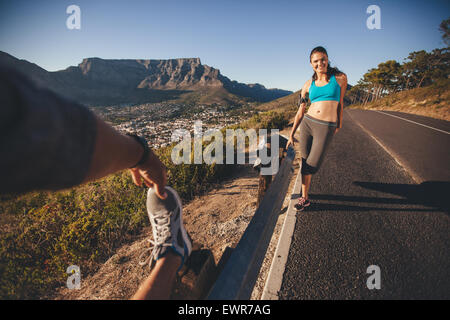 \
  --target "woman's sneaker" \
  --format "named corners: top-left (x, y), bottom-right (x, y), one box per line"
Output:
top-left (294, 197), bottom-right (311, 211)
top-left (139, 186), bottom-right (192, 271)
